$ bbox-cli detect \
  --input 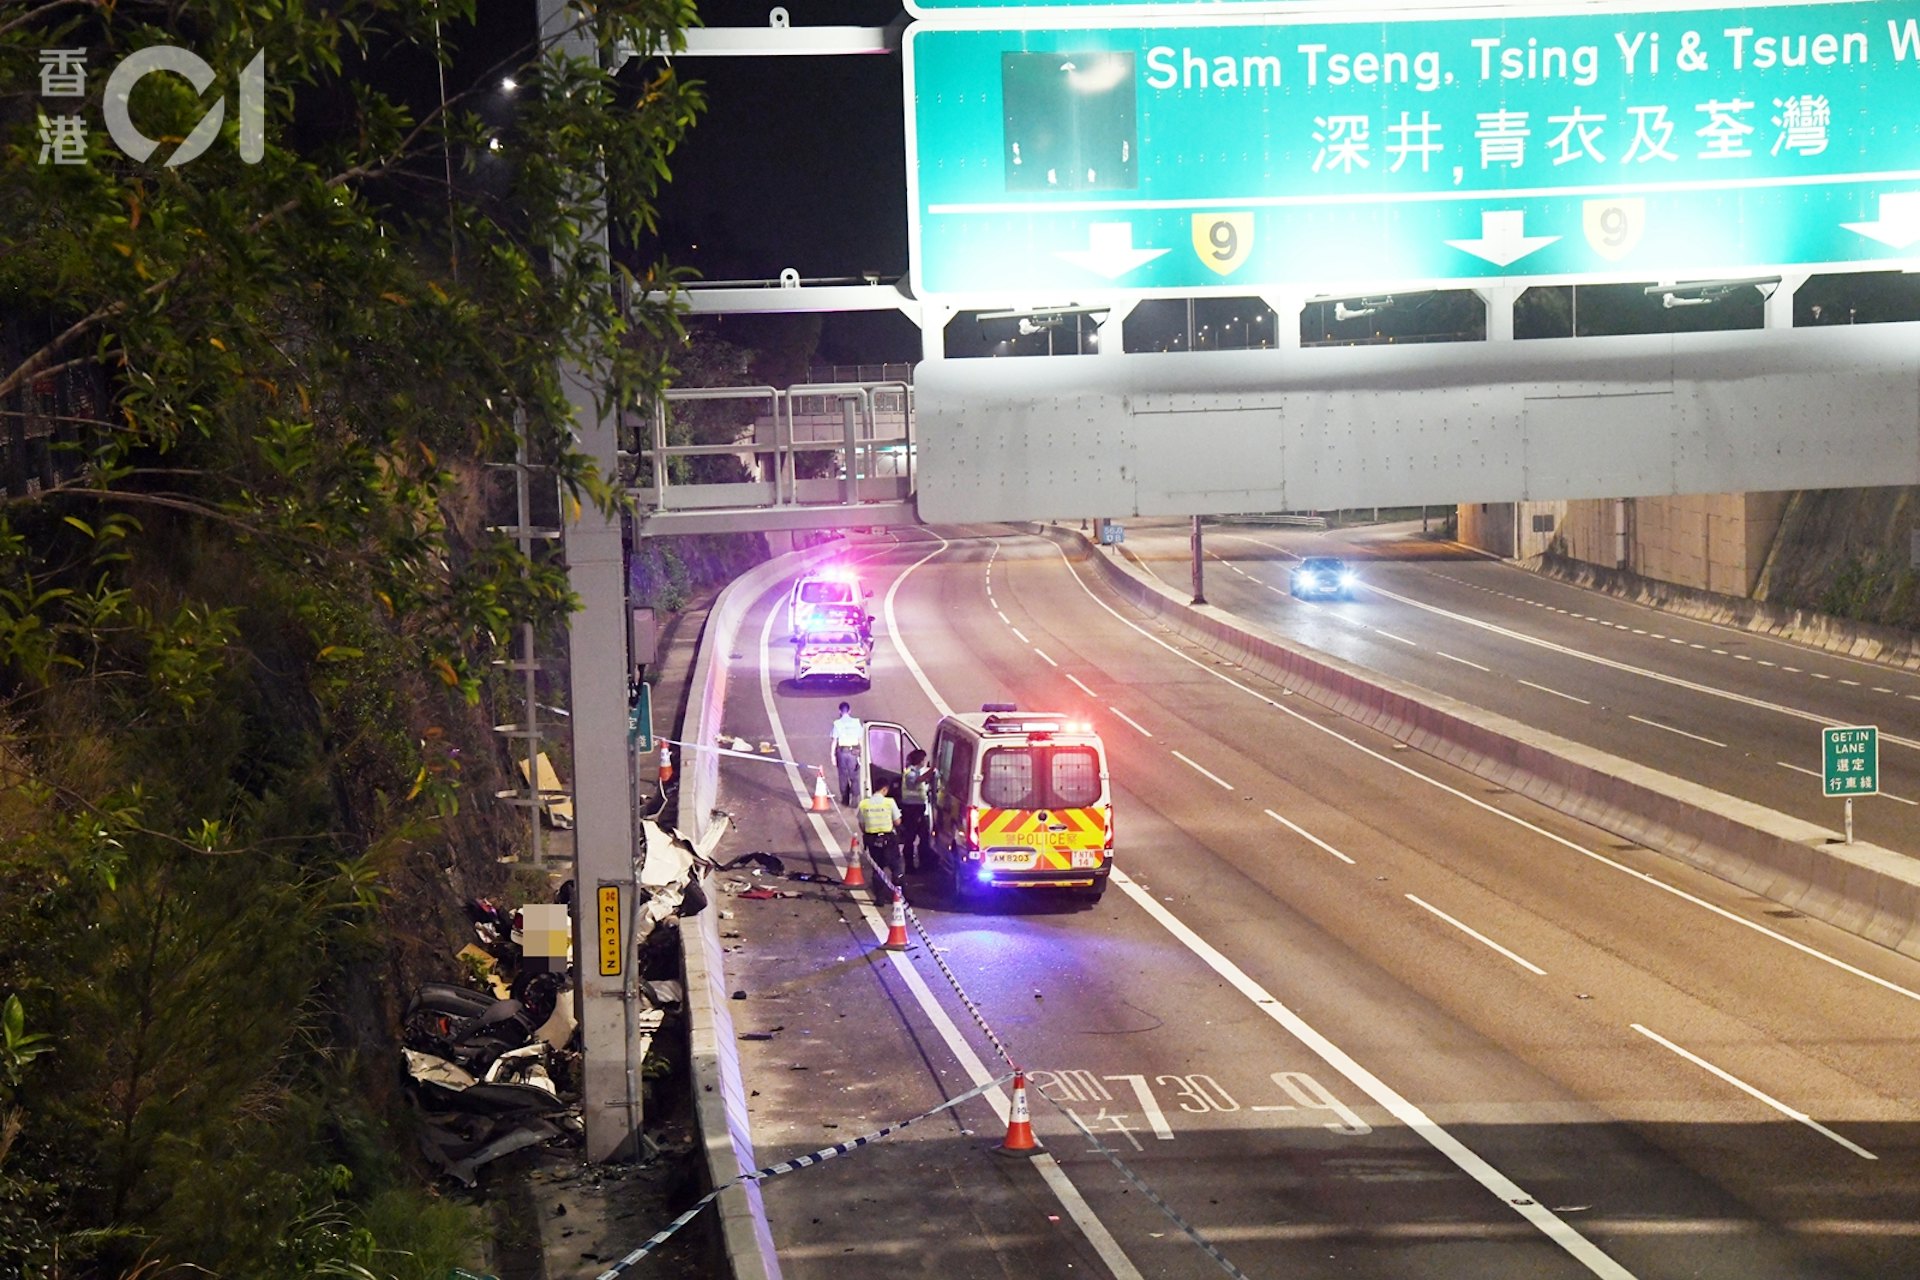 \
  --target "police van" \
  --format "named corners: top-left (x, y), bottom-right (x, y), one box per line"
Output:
top-left (861, 704), bottom-right (1112, 901)
top-left (786, 571), bottom-right (869, 640)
